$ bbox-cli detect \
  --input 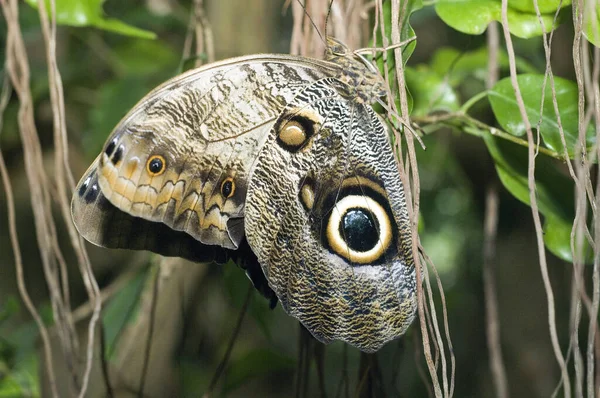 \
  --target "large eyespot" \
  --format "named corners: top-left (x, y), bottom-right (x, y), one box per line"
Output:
top-left (326, 195), bottom-right (392, 264)
top-left (221, 177), bottom-right (235, 199)
top-left (146, 155), bottom-right (166, 176)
